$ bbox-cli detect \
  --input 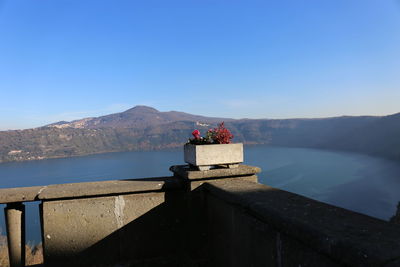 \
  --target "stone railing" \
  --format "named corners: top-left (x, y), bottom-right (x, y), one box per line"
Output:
top-left (0, 175), bottom-right (184, 267)
top-left (1, 164), bottom-right (400, 266)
